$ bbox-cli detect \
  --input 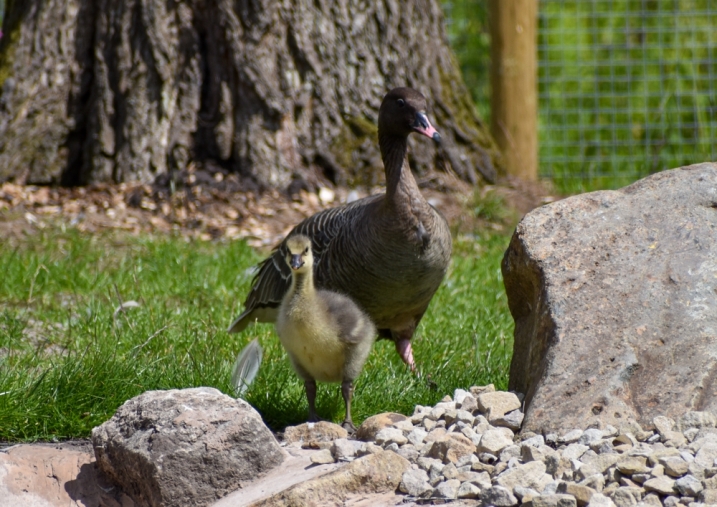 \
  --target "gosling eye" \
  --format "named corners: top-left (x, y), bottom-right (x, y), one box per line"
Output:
top-left (397, 98), bottom-right (405, 107)
top-left (303, 247), bottom-right (309, 254)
